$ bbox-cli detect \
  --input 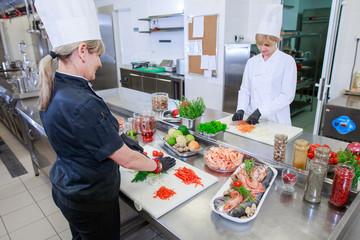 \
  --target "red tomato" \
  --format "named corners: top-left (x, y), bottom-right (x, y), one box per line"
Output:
top-left (314, 143), bottom-right (321, 148)
top-left (233, 180), bottom-right (242, 187)
top-left (172, 109), bottom-right (179, 118)
top-left (144, 152), bottom-right (148, 156)
top-left (152, 150), bottom-right (159, 157)
top-left (159, 152), bottom-right (164, 157)
top-left (333, 157), bottom-right (339, 165)
top-left (308, 152), bottom-right (315, 159)
top-left (322, 144), bottom-right (331, 149)
top-left (356, 155), bottom-right (360, 160)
